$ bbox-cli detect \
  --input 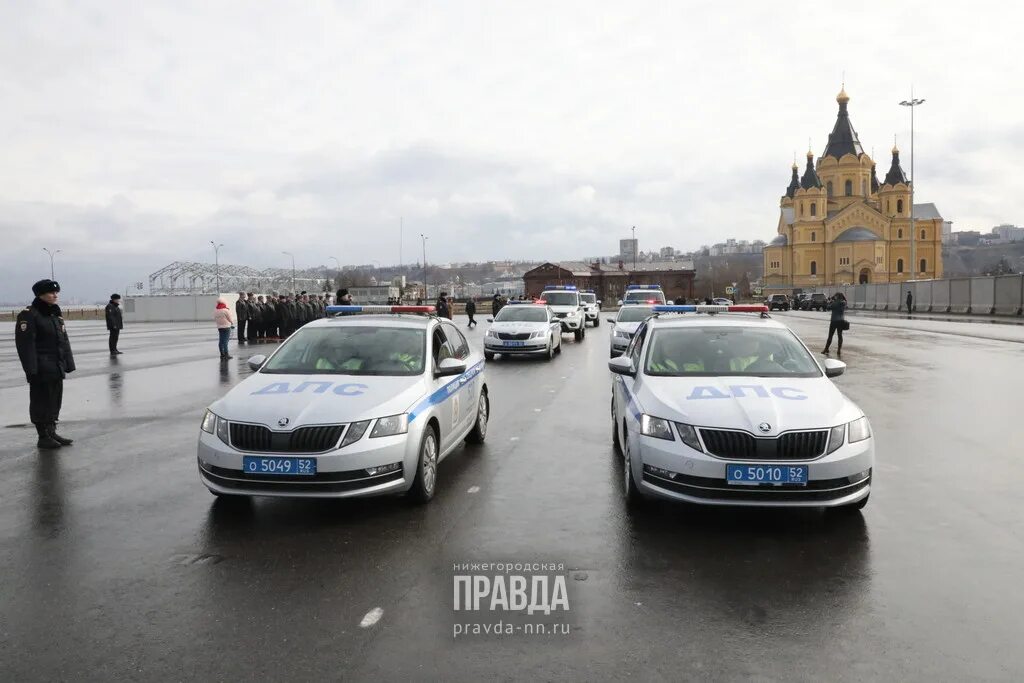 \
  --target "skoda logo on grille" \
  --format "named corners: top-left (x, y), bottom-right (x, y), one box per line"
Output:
top-left (758, 422), bottom-right (772, 434)
top-left (277, 417), bottom-right (290, 427)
